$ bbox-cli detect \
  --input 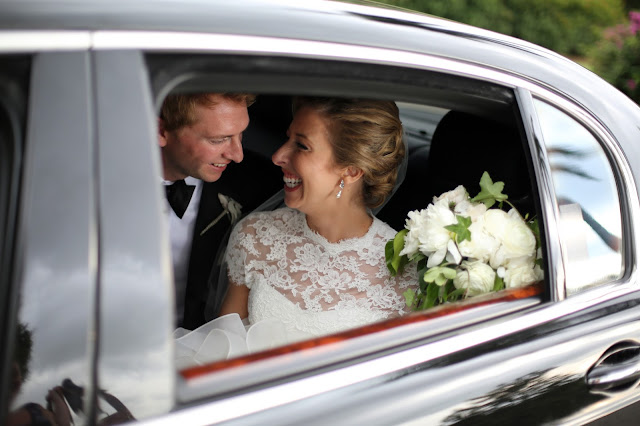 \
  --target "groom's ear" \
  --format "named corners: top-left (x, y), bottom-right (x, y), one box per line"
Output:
top-left (343, 166), bottom-right (364, 184)
top-left (158, 118), bottom-right (169, 148)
